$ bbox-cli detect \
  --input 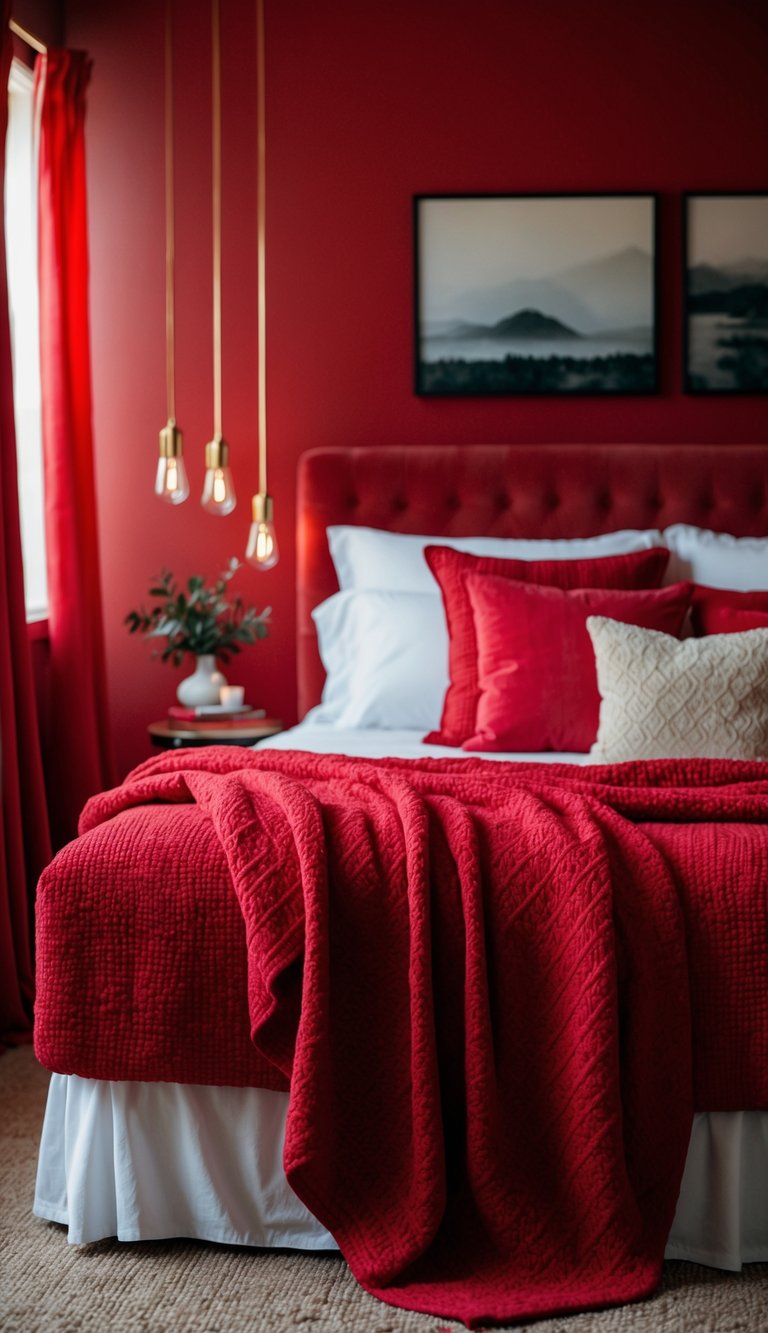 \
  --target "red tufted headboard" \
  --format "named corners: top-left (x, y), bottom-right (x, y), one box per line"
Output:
top-left (297, 443), bottom-right (768, 718)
